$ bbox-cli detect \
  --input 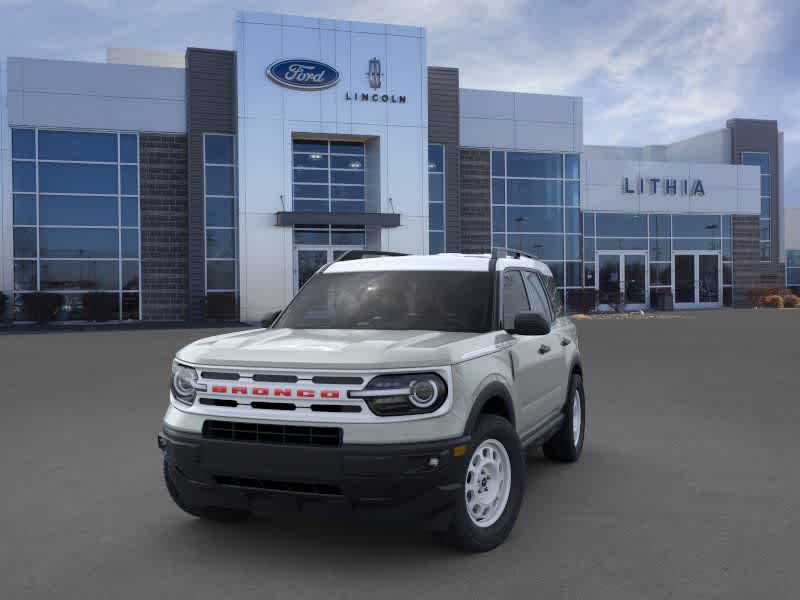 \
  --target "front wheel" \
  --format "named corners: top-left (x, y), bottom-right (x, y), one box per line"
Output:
top-left (543, 373), bottom-right (585, 462)
top-left (445, 415), bottom-right (524, 552)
